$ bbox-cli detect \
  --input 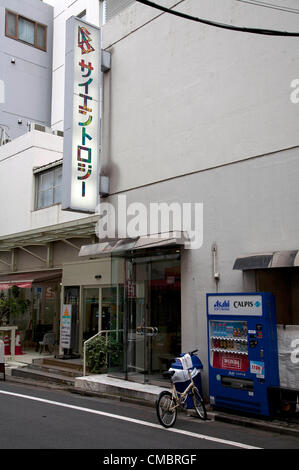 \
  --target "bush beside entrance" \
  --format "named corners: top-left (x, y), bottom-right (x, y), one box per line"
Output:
top-left (86, 335), bottom-right (123, 374)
